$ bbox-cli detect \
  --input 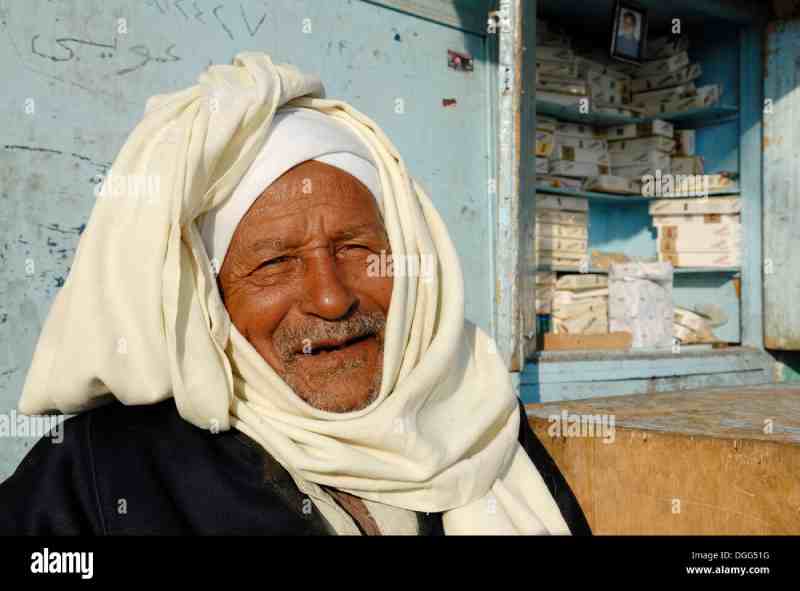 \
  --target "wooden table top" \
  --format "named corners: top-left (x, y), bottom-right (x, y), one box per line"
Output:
top-left (526, 384), bottom-right (800, 445)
